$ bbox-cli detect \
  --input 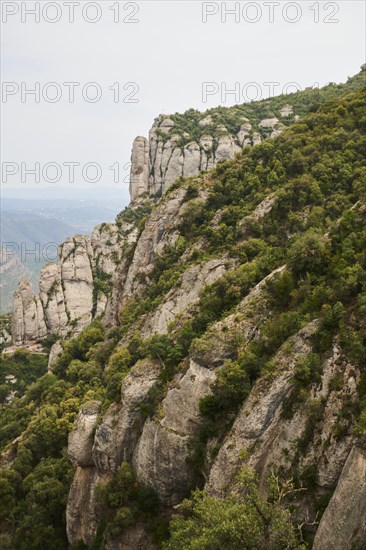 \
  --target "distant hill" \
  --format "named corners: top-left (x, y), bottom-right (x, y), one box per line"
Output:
top-left (1, 210), bottom-right (76, 250)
